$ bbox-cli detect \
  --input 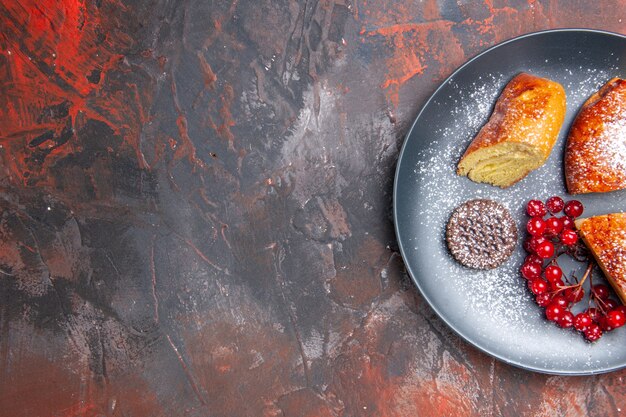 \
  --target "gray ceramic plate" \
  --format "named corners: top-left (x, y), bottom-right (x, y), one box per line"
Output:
top-left (394, 29), bottom-right (626, 374)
